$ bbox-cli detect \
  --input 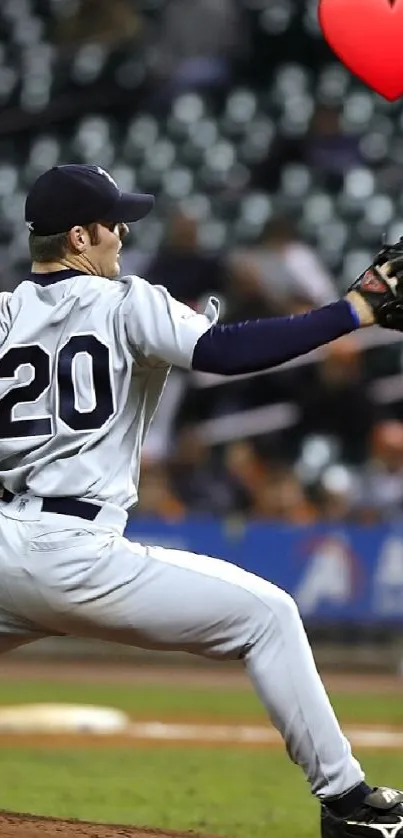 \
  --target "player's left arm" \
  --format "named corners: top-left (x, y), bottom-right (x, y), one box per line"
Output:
top-left (122, 260), bottom-right (393, 376)
top-left (193, 261), bottom-right (401, 375)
